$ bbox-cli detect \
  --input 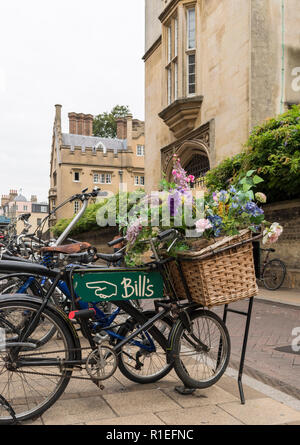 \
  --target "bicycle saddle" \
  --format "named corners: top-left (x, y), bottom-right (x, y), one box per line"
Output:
top-left (96, 252), bottom-right (123, 263)
top-left (41, 242), bottom-right (91, 255)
